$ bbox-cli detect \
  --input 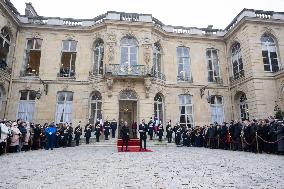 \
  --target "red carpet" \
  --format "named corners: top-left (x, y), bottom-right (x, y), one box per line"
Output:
top-left (117, 146), bottom-right (153, 152)
top-left (117, 139), bottom-right (153, 152)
